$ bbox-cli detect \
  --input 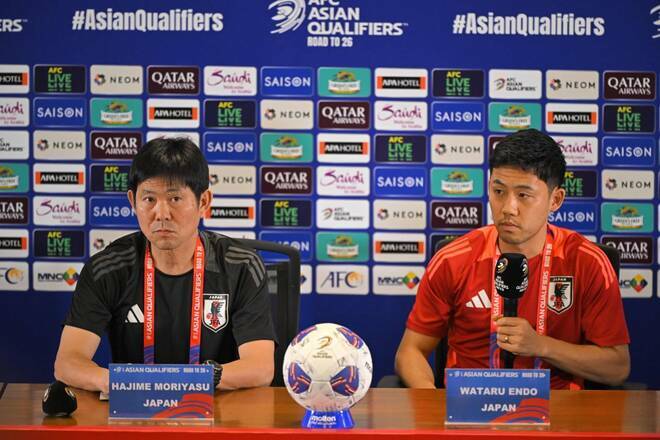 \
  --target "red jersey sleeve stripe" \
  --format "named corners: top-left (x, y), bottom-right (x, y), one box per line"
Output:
top-left (426, 238), bottom-right (470, 276)
top-left (578, 244), bottom-right (615, 288)
top-left (428, 246), bottom-right (472, 281)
